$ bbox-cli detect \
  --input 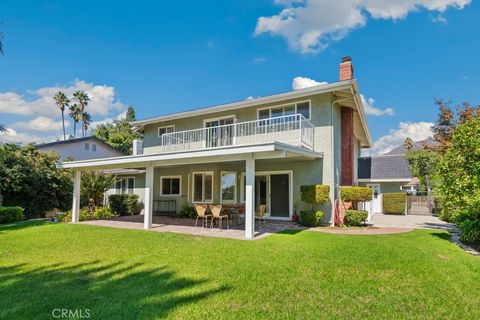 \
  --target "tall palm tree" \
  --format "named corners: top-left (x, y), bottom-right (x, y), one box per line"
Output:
top-left (81, 112), bottom-right (92, 137)
top-left (68, 104), bottom-right (82, 138)
top-left (73, 91), bottom-right (90, 113)
top-left (53, 91), bottom-right (70, 140)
